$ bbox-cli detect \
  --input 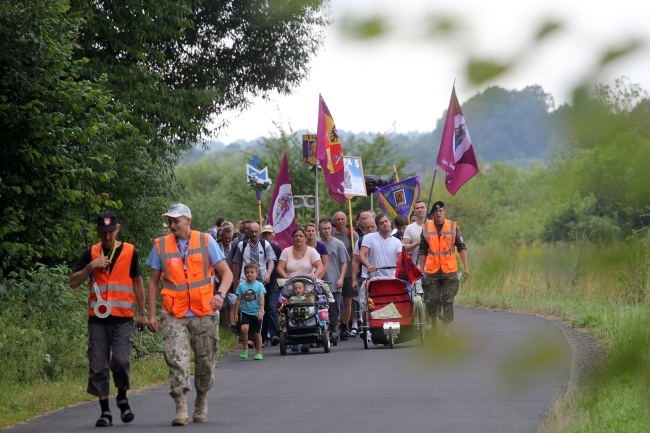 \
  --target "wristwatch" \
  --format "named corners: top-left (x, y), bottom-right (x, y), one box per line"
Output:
top-left (215, 292), bottom-right (226, 299)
